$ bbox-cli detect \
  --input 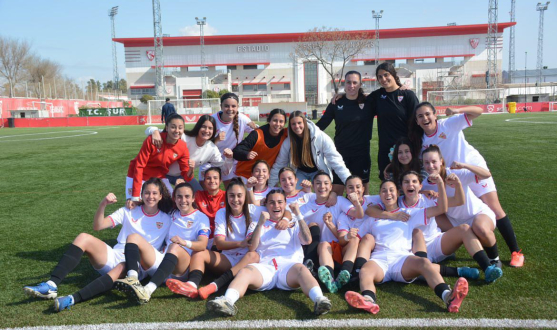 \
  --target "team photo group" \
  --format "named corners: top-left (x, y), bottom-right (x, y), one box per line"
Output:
top-left (23, 62), bottom-right (525, 317)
